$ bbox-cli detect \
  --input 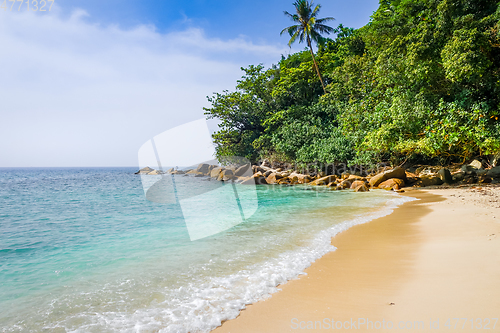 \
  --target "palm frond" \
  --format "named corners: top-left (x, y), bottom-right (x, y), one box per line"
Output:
top-left (315, 17), bottom-right (335, 24)
top-left (314, 23), bottom-right (335, 34)
top-left (311, 4), bottom-right (321, 17)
